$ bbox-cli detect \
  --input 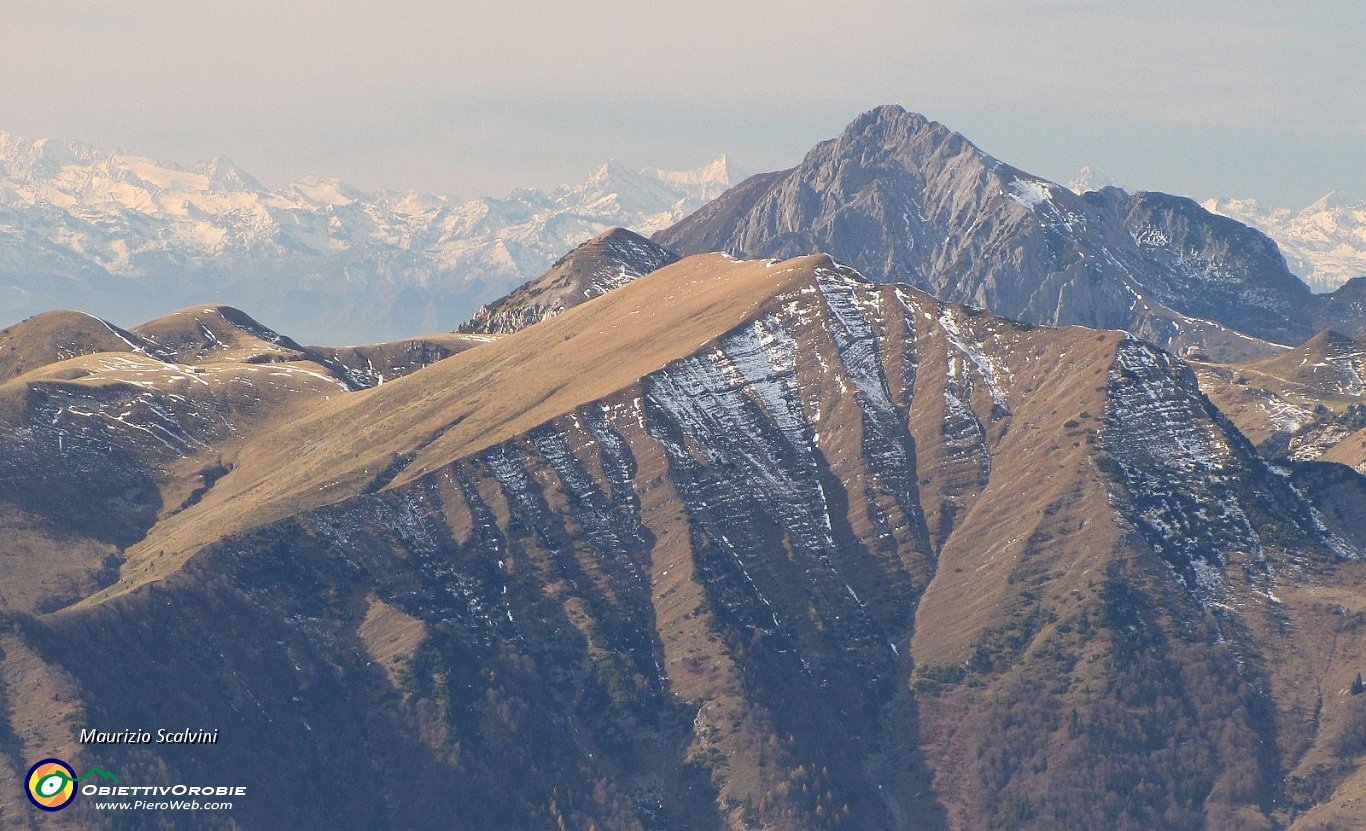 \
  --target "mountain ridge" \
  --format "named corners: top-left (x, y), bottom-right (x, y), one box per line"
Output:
top-left (4, 249), bottom-right (1361, 829)
top-left (3, 109), bottom-right (1366, 831)
top-left (1204, 192), bottom-right (1366, 293)
top-left (461, 228), bottom-right (680, 334)
top-left (0, 129), bottom-right (729, 342)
